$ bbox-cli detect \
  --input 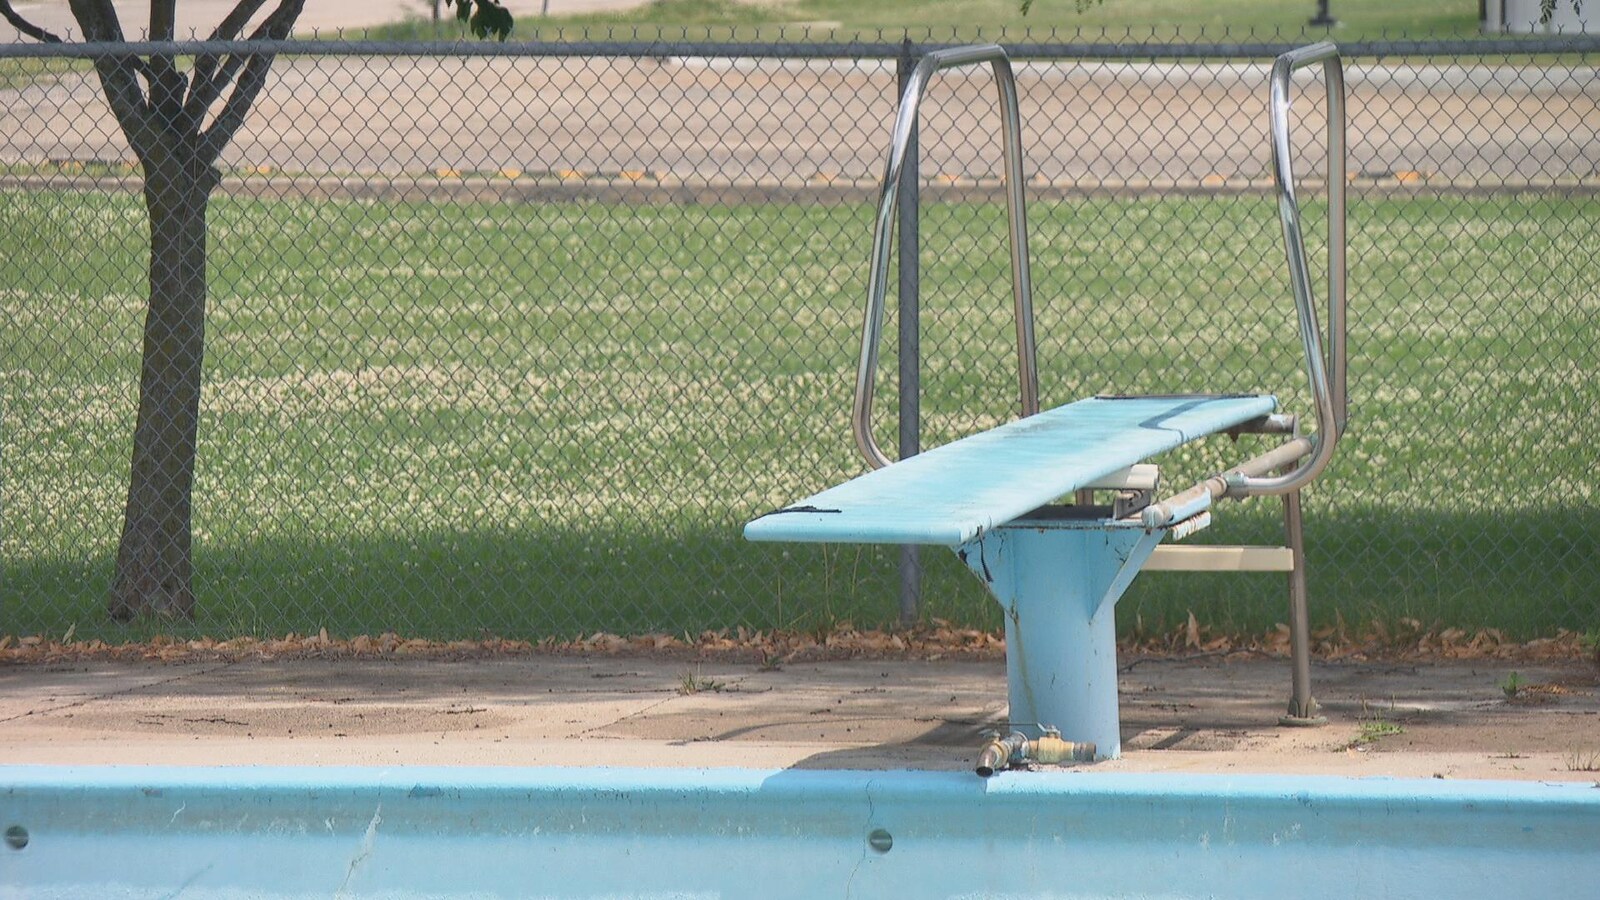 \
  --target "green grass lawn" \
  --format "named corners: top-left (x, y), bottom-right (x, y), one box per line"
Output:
top-left (2, 187), bottom-right (1595, 643)
top-left (368, 0), bottom-right (1480, 41)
